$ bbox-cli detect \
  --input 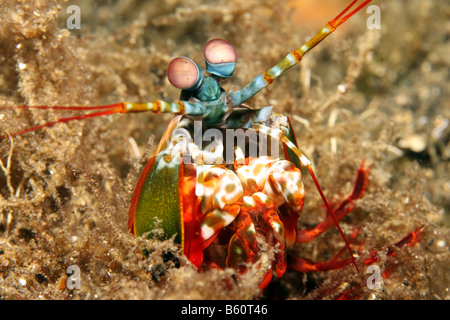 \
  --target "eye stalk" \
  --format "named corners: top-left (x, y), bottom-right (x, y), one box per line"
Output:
top-left (167, 57), bottom-right (203, 91)
top-left (204, 38), bottom-right (236, 78)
